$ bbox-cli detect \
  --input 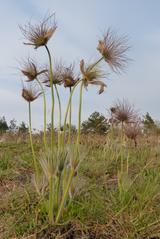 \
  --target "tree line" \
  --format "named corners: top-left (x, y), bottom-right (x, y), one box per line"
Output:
top-left (0, 111), bottom-right (159, 135)
top-left (0, 117), bottom-right (28, 133)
